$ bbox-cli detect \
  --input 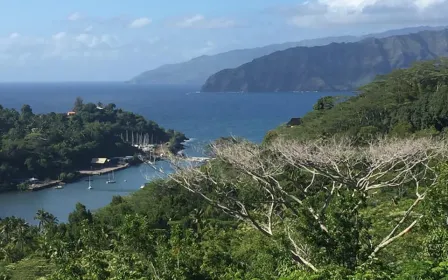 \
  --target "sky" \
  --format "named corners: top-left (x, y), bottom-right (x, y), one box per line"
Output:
top-left (1, 0), bottom-right (448, 82)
